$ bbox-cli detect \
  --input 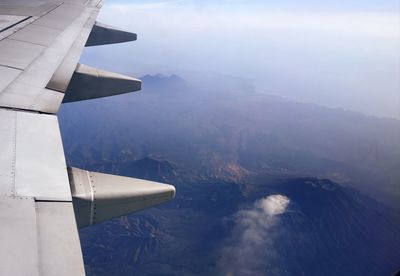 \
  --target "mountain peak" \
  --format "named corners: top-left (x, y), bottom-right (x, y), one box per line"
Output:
top-left (139, 74), bottom-right (187, 94)
top-left (141, 73), bottom-right (186, 84)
